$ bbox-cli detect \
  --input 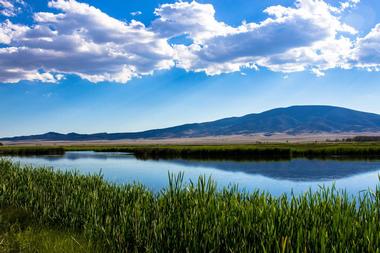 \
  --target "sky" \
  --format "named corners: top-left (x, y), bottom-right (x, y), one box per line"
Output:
top-left (1, 0), bottom-right (380, 137)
